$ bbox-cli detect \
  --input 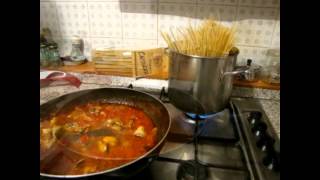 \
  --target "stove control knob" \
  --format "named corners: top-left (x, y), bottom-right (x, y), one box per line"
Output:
top-left (251, 122), bottom-right (267, 137)
top-left (263, 151), bottom-right (280, 172)
top-left (247, 111), bottom-right (262, 126)
top-left (256, 134), bottom-right (275, 152)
